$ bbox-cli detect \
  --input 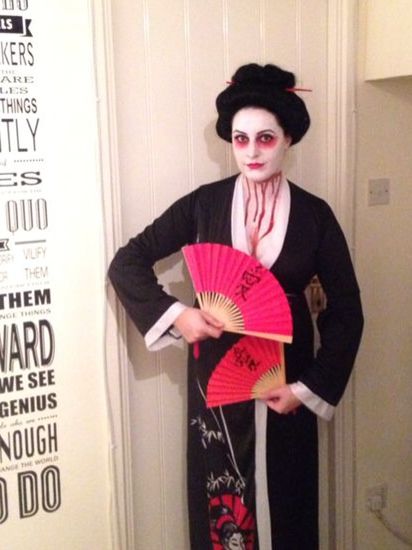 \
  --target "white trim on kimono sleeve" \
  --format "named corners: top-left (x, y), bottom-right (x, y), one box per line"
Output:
top-left (289, 382), bottom-right (335, 421)
top-left (145, 301), bottom-right (187, 351)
